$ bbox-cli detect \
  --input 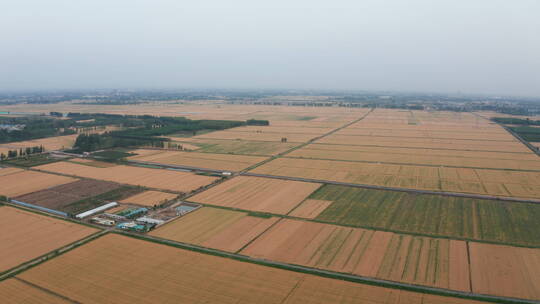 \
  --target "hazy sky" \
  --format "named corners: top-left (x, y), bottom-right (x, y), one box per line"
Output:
top-left (2, 0), bottom-right (539, 96)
